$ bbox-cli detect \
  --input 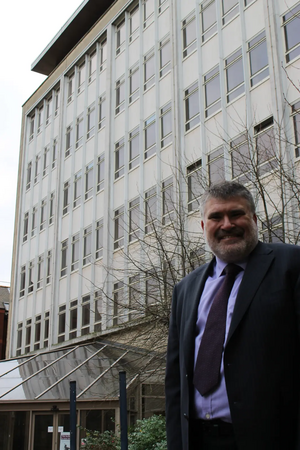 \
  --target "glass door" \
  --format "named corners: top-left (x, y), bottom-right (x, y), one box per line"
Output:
top-left (33, 414), bottom-right (53, 450)
top-left (56, 413), bottom-right (70, 450)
